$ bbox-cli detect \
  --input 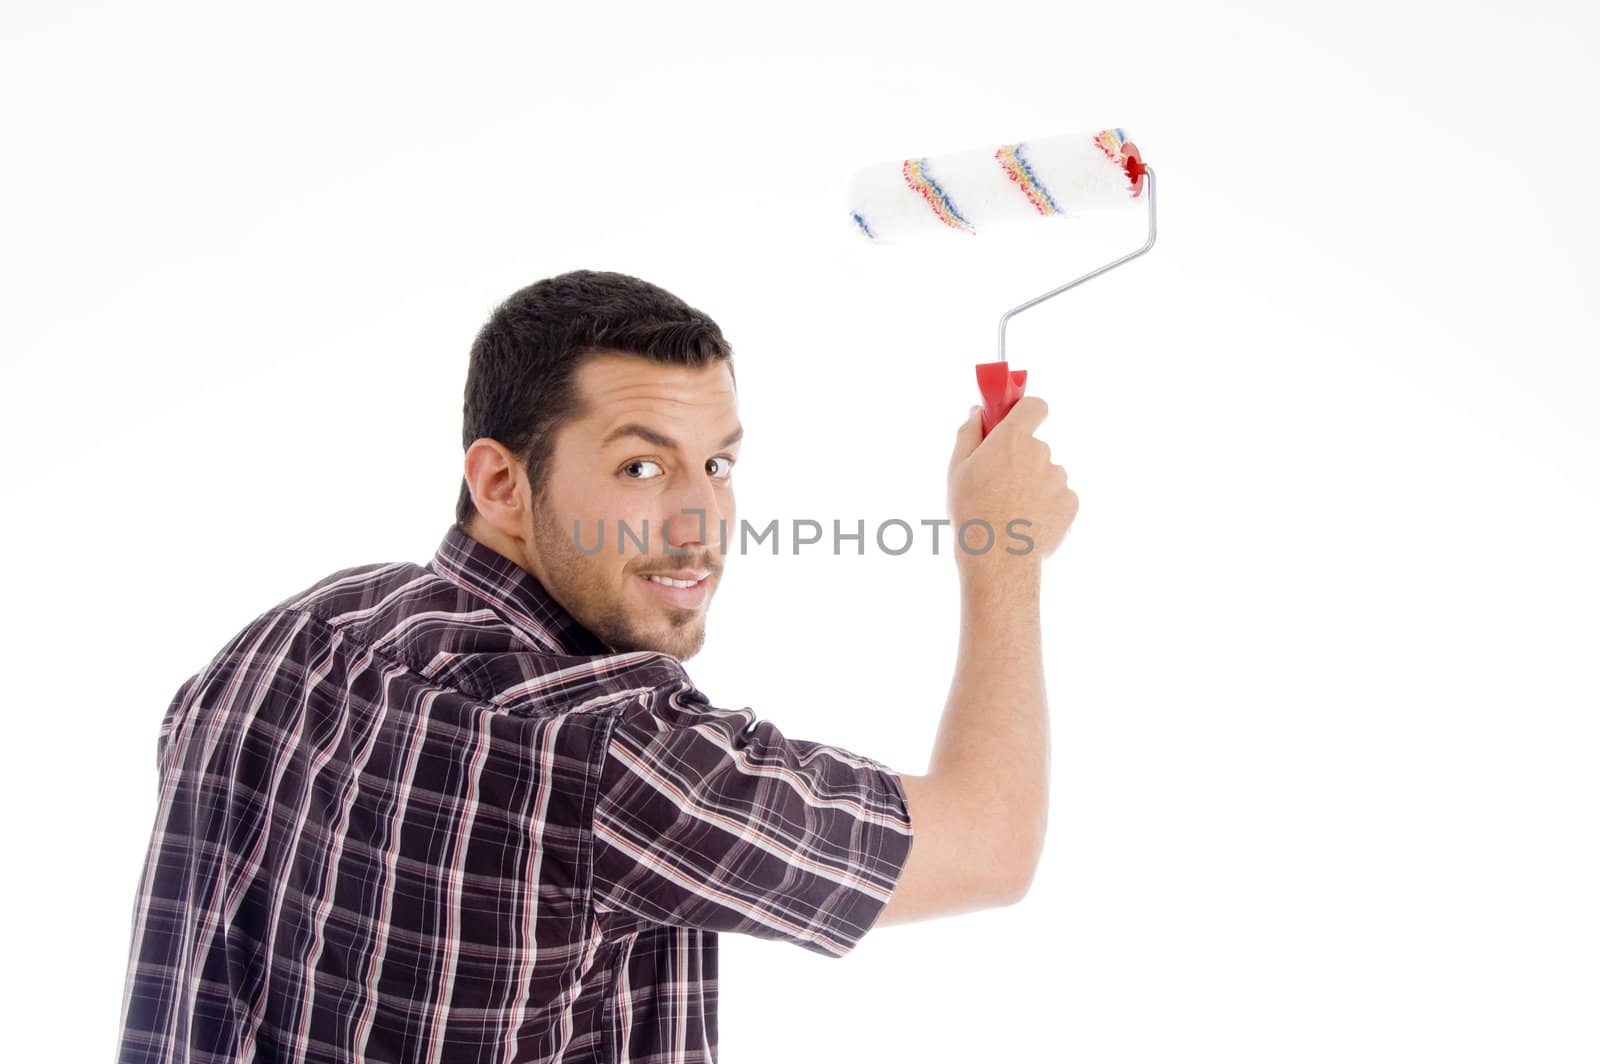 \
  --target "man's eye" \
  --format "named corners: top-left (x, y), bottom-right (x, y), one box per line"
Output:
top-left (707, 456), bottom-right (735, 480)
top-left (621, 459), bottom-right (664, 480)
